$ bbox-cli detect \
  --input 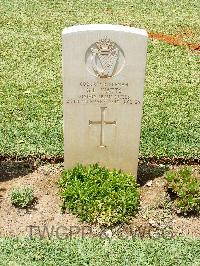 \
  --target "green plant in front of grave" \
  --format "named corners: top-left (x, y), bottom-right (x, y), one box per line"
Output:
top-left (10, 187), bottom-right (35, 208)
top-left (165, 167), bottom-right (200, 215)
top-left (58, 163), bottom-right (140, 226)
